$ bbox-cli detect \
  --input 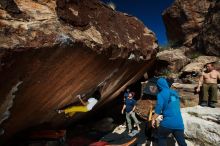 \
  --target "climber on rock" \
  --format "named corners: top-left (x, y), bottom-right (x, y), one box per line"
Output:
top-left (57, 90), bottom-right (101, 117)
